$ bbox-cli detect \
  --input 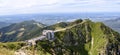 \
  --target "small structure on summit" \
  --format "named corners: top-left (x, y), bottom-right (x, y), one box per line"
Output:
top-left (42, 30), bottom-right (54, 40)
top-left (26, 30), bottom-right (55, 47)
